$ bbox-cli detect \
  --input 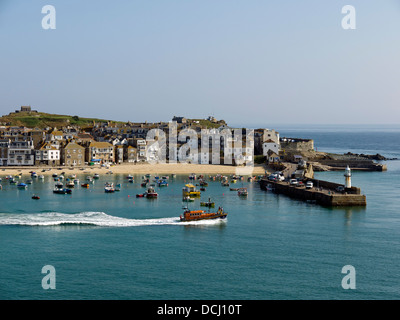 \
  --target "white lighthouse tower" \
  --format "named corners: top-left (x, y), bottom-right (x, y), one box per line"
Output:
top-left (344, 165), bottom-right (351, 189)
